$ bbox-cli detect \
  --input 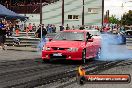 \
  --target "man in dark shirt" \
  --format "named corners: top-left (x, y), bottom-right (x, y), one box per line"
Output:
top-left (36, 24), bottom-right (47, 38)
top-left (66, 24), bottom-right (70, 30)
top-left (60, 25), bottom-right (64, 31)
top-left (79, 25), bottom-right (85, 30)
top-left (36, 24), bottom-right (47, 50)
top-left (0, 21), bottom-right (7, 50)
